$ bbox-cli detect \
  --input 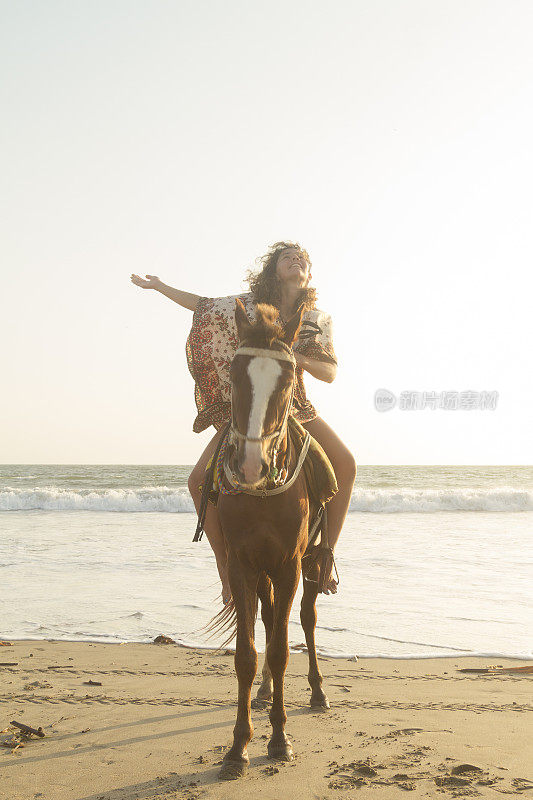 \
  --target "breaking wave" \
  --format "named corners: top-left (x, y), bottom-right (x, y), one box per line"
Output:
top-left (1, 485), bottom-right (531, 512)
top-left (0, 486), bottom-right (195, 512)
top-left (348, 487), bottom-right (533, 513)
